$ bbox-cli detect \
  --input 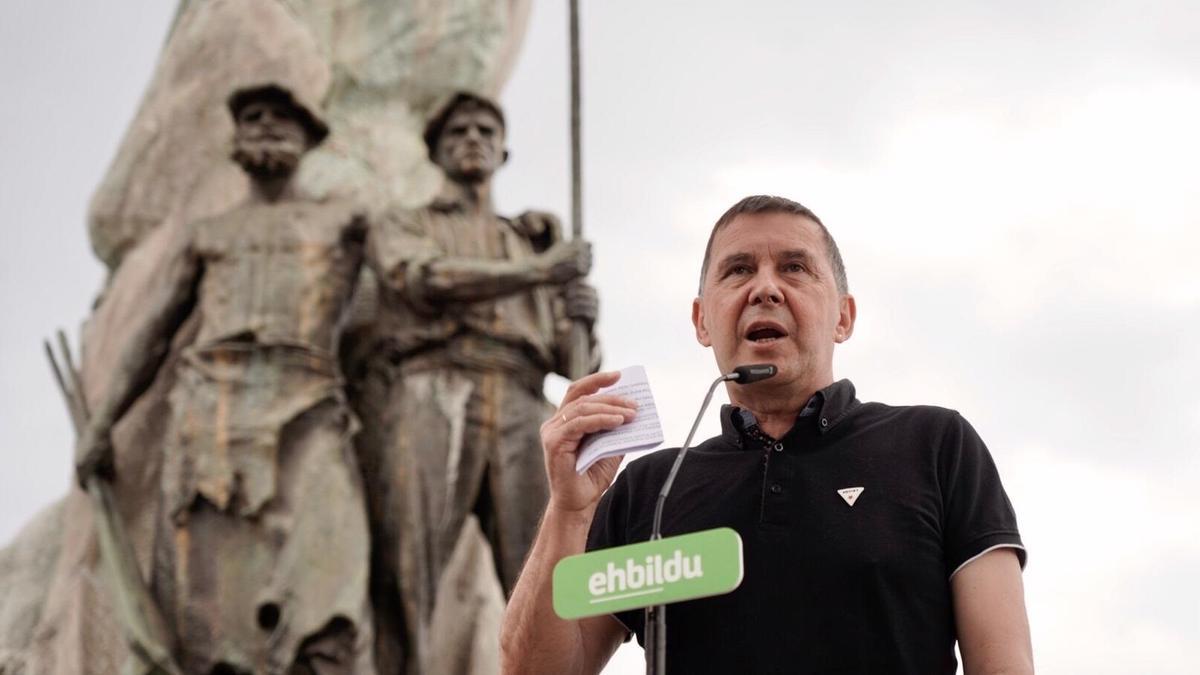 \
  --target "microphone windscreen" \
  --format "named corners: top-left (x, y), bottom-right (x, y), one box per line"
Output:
top-left (731, 364), bottom-right (777, 384)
